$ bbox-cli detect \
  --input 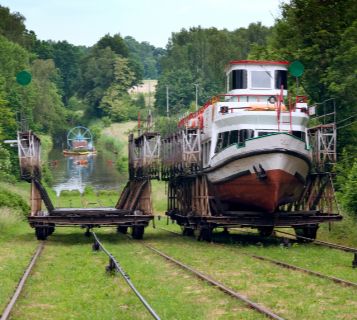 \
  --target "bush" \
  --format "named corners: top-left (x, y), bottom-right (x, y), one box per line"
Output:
top-left (60, 190), bottom-right (81, 197)
top-left (83, 185), bottom-right (95, 196)
top-left (0, 143), bottom-right (16, 182)
top-left (338, 160), bottom-right (357, 214)
top-left (0, 187), bottom-right (30, 217)
top-left (116, 155), bottom-right (128, 173)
